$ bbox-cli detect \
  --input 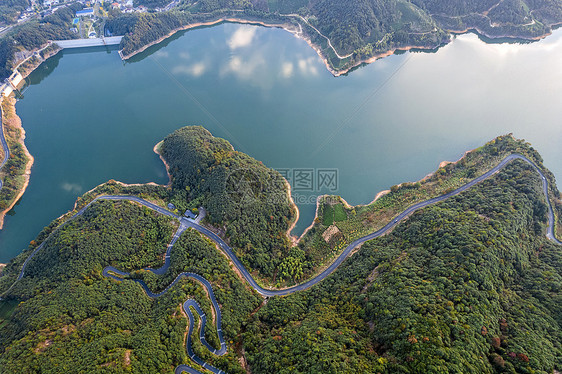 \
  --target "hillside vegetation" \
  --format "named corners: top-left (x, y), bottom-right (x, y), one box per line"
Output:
top-left (0, 4), bottom-right (81, 80)
top-left (0, 200), bottom-right (258, 373)
top-left (0, 0), bottom-right (30, 26)
top-left (244, 158), bottom-right (562, 373)
top-left (3, 0), bottom-right (561, 77)
top-left (0, 131), bottom-right (561, 372)
top-left (111, 0), bottom-right (562, 73)
top-left (159, 126), bottom-right (295, 278)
